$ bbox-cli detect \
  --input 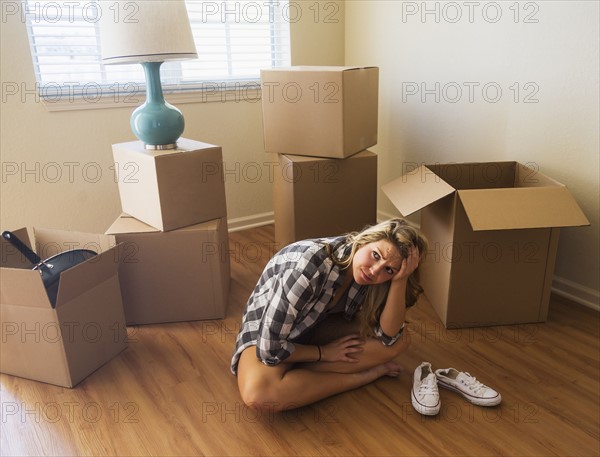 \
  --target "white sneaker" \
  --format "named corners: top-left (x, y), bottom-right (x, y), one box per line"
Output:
top-left (435, 368), bottom-right (502, 406)
top-left (411, 362), bottom-right (440, 416)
